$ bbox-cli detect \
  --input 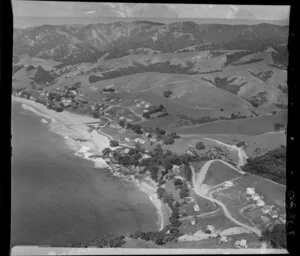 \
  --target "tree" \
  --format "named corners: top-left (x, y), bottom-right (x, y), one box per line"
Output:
top-left (93, 112), bottom-right (100, 119)
top-left (157, 187), bottom-right (166, 199)
top-left (163, 90), bottom-right (172, 98)
top-left (119, 119), bottom-right (126, 128)
top-left (195, 141), bottom-right (206, 150)
top-left (142, 112), bottom-right (151, 119)
top-left (182, 164), bottom-right (192, 182)
top-left (109, 140), bottom-right (119, 147)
